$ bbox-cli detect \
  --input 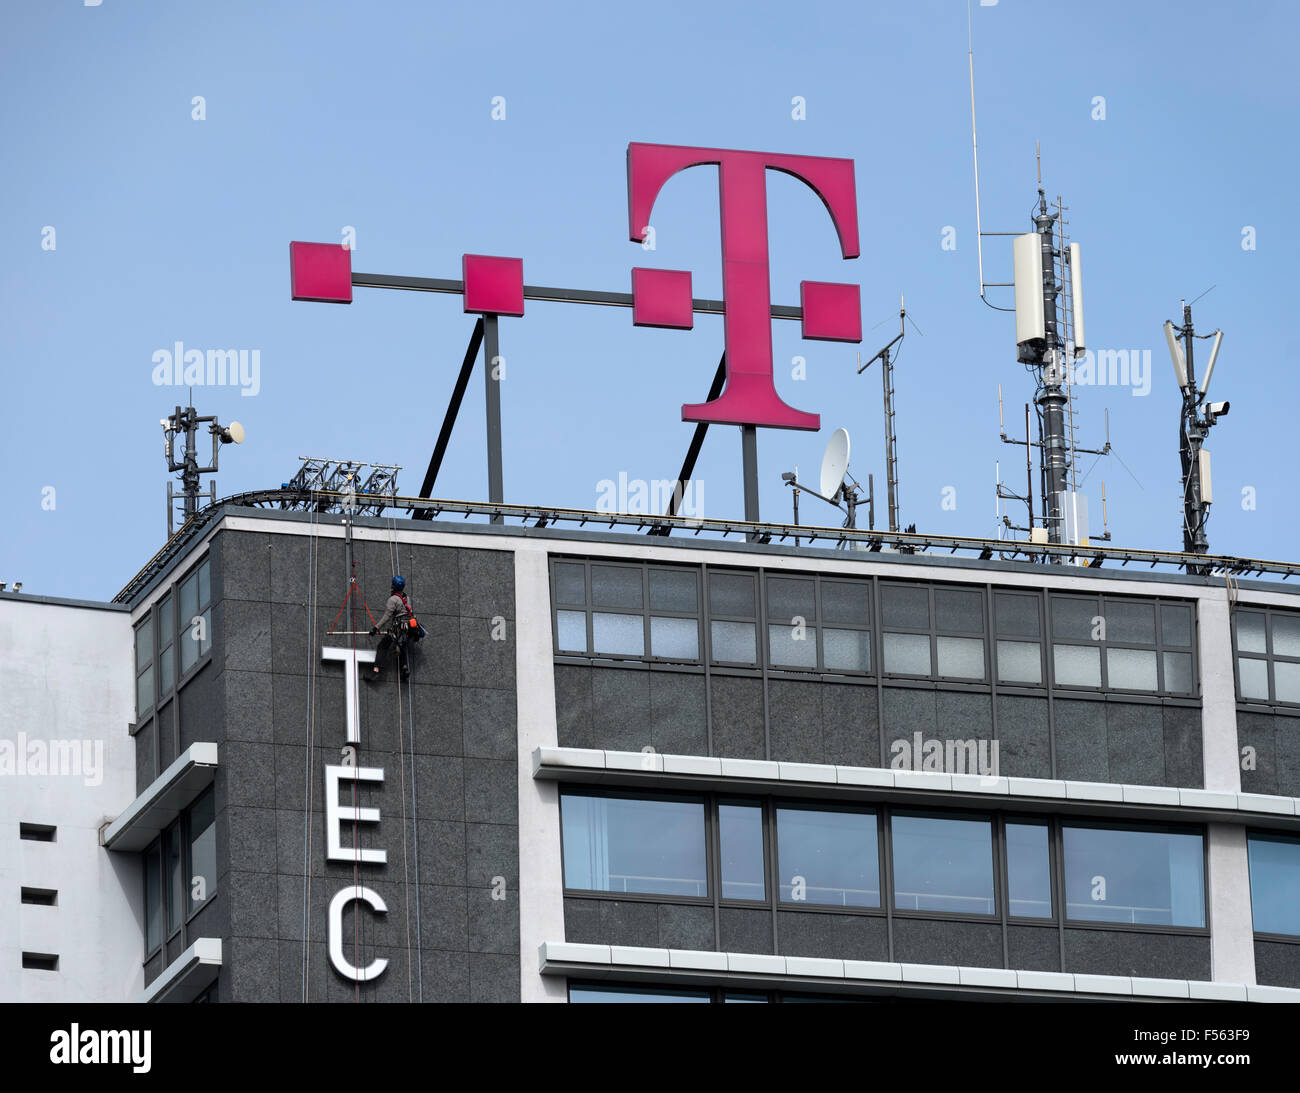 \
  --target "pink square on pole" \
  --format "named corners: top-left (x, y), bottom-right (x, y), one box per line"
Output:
top-left (632, 267), bottom-right (694, 329)
top-left (800, 280), bottom-right (862, 342)
top-left (462, 254), bottom-right (525, 316)
top-left (289, 242), bottom-right (353, 303)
